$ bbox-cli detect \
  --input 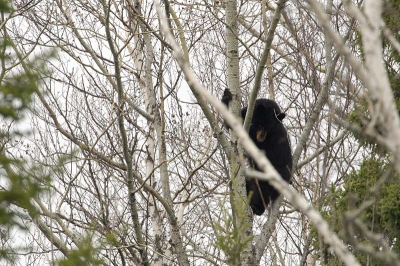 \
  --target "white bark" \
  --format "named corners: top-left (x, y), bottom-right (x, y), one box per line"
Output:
top-left (361, 0), bottom-right (400, 172)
